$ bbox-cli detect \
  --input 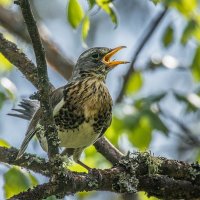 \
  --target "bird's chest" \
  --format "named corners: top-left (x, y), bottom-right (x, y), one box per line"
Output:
top-left (52, 80), bottom-right (112, 148)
